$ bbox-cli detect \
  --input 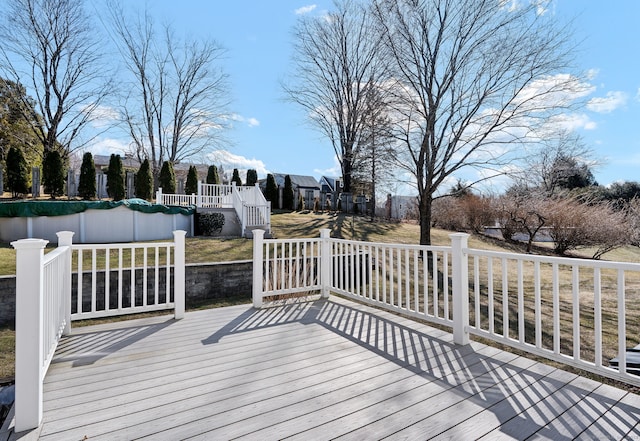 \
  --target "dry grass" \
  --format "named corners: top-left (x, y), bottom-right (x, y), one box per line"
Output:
top-left (467, 258), bottom-right (640, 367)
top-left (0, 326), bottom-right (14, 382)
